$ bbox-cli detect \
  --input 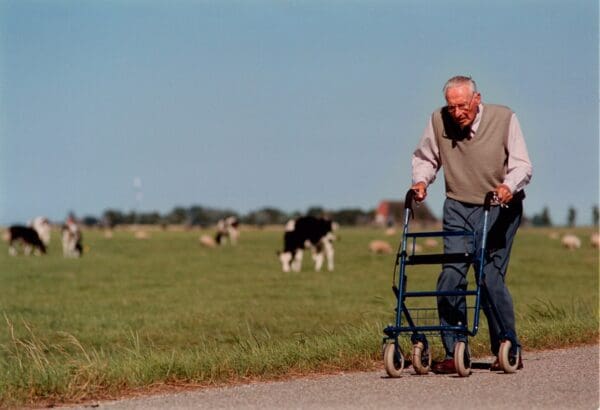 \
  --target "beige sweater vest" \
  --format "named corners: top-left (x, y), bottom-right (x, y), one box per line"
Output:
top-left (431, 104), bottom-right (512, 205)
